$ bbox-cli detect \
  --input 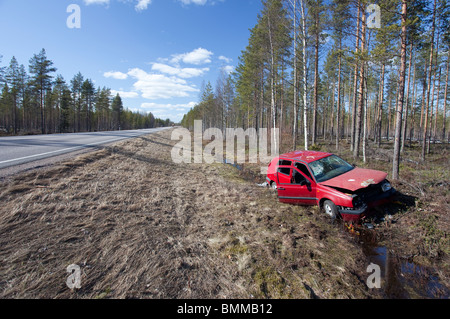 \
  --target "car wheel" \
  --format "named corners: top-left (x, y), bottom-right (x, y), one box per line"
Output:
top-left (323, 200), bottom-right (338, 219)
top-left (271, 181), bottom-right (277, 190)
